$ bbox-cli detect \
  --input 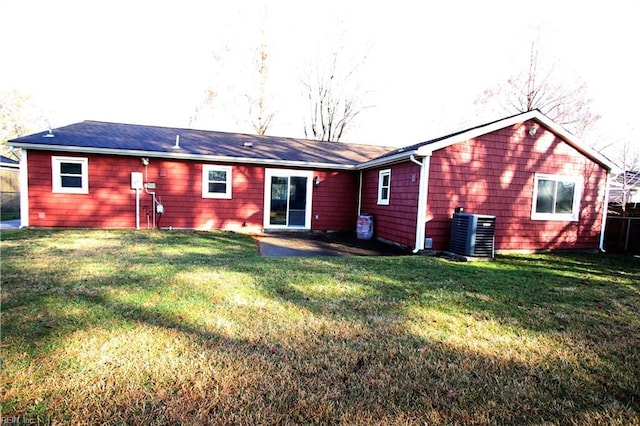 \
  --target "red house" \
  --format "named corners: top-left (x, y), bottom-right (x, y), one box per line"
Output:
top-left (9, 110), bottom-right (613, 253)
